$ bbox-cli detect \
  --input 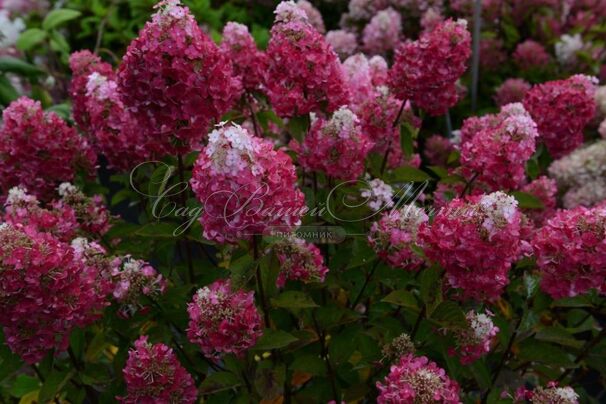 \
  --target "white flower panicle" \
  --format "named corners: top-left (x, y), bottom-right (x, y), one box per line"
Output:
top-left (206, 124), bottom-right (261, 175)
top-left (361, 178), bottom-right (394, 211)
